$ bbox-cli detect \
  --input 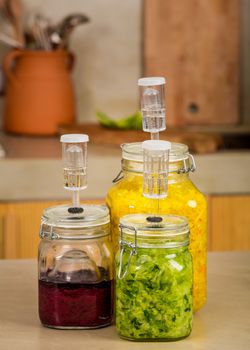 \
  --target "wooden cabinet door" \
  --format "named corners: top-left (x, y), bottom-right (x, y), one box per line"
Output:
top-left (144, 0), bottom-right (240, 126)
top-left (209, 195), bottom-right (250, 251)
top-left (0, 201), bottom-right (64, 259)
top-left (0, 199), bottom-right (104, 259)
top-left (0, 205), bottom-right (7, 258)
